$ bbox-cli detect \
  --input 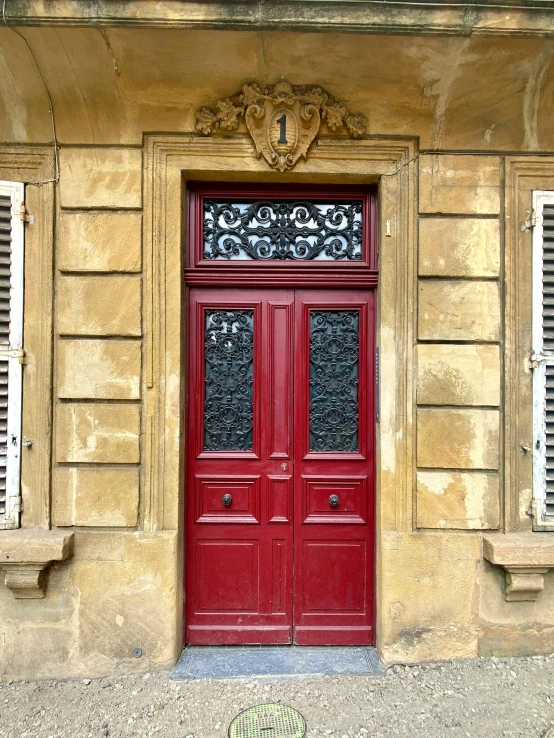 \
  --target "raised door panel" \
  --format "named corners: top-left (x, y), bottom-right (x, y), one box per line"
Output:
top-left (266, 303), bottom-right (293, 459)
top-left (267, 476), bottom-right (292, 524)
top-left (195, 475), bottom-right (261, 524)
top-left (271, 540), bottom-right (287, 614)
top-left (301, 540), bottom-right (366, 612)
top-left (195, 540), bottom-right (259, 612)
top-left (302, 476), bottom-right (367, 524)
